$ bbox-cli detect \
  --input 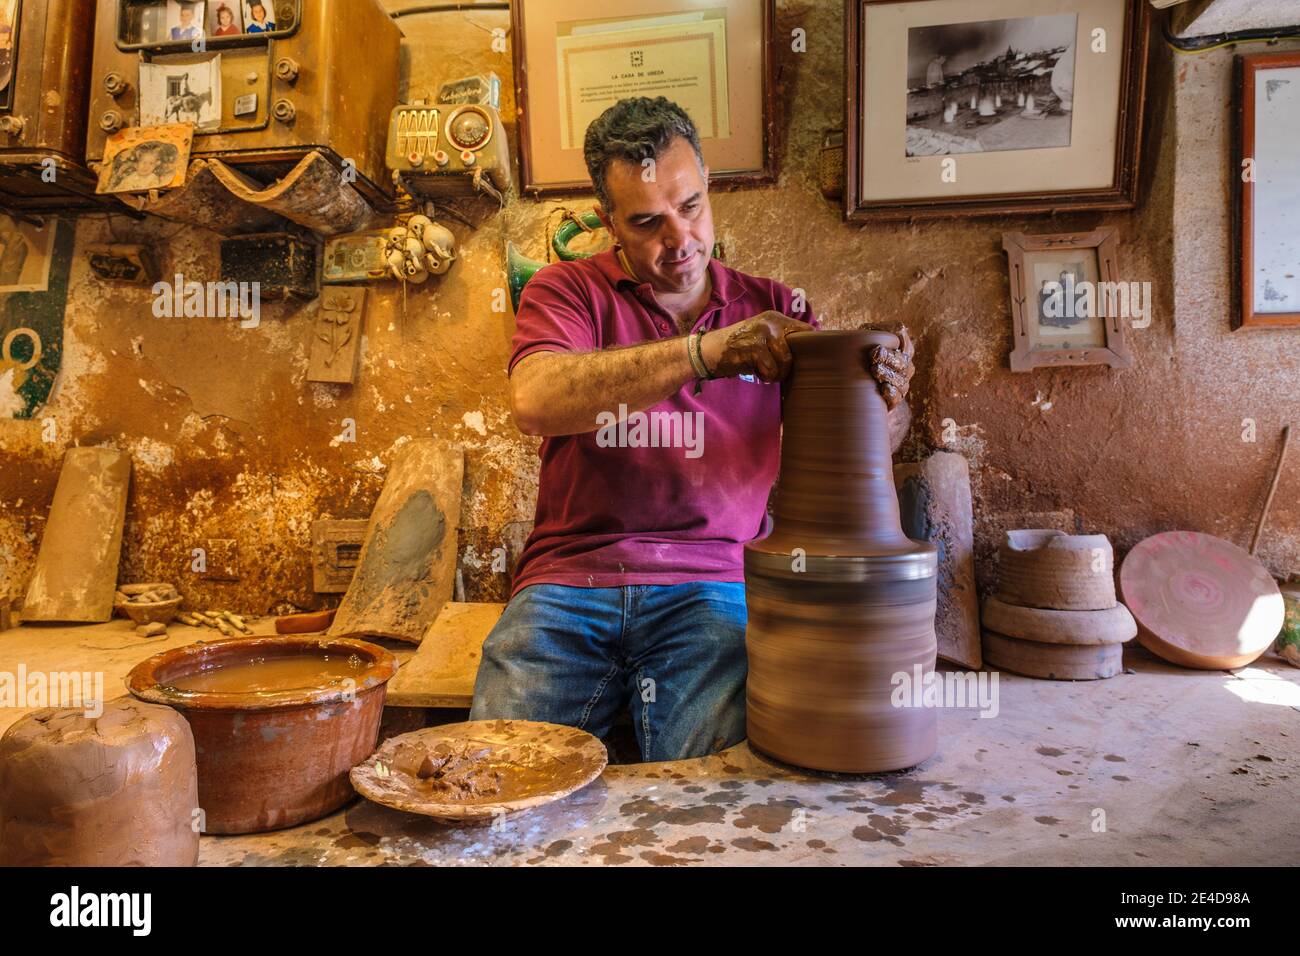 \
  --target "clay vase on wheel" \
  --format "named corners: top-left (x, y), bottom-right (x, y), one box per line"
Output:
top-left (744, 329), bottom-right (938, 773)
